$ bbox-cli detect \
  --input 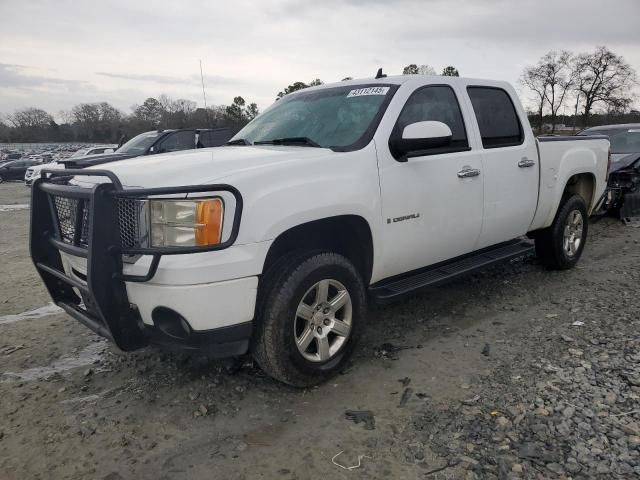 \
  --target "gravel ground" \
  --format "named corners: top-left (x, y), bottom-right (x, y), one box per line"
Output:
top-left (0, 180), bottom-right (639, 479)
